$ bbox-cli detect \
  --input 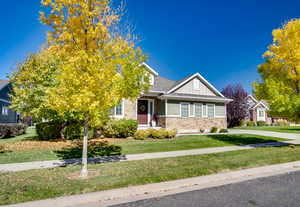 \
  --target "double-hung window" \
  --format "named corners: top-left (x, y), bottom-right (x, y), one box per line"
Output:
top-left (181, 102), bottom-right (189, 118)
top-left (110, 101), bottom-right (124, 118)
top-left (195, 103), bottom-right (202, 117)
top-left (207, 104), bottom-right (215, 118)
